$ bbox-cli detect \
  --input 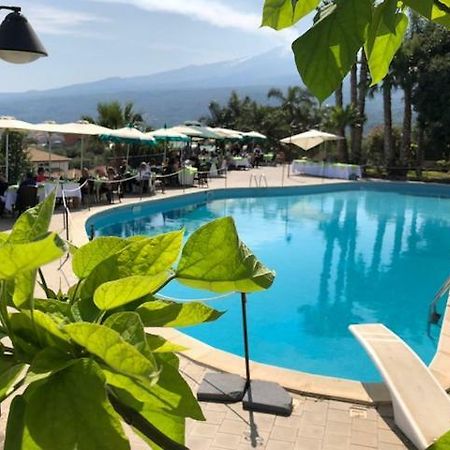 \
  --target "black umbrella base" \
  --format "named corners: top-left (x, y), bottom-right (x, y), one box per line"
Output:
top-left (243, 380), bottom-right (293, 416)
top-left (197, 373), bottom-right (246, 403)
